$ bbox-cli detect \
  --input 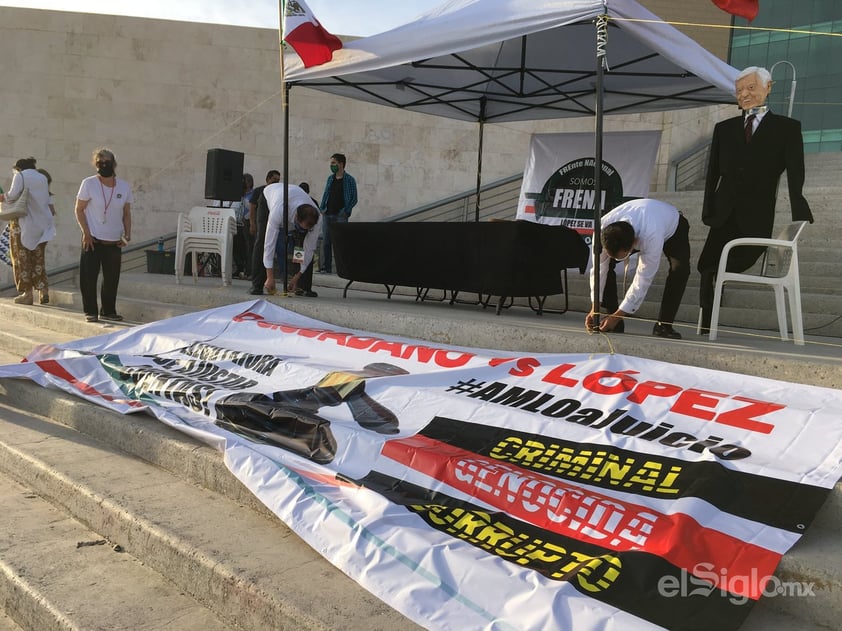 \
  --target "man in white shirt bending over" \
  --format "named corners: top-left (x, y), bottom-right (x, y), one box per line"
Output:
top-left (585, 198), bottom-right (690, 339)
top-left (262, 182), bottom-right (320, 296)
